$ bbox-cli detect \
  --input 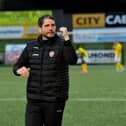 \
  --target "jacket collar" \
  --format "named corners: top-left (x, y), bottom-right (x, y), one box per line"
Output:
top-left (37, 34), bottom-right (59, 46)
